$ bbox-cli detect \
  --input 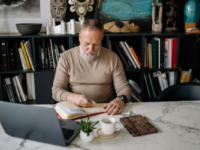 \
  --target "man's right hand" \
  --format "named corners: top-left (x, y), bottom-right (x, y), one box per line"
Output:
top-left (67, 93), bottom-right (93, 107)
